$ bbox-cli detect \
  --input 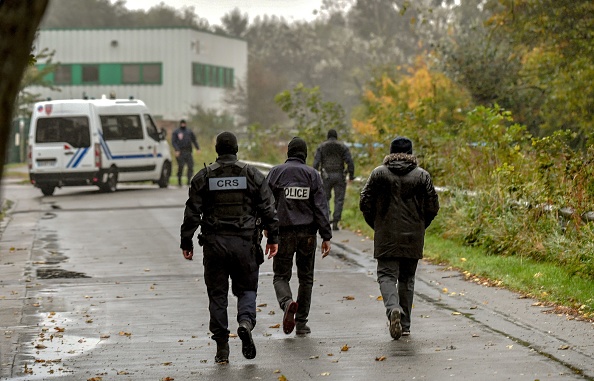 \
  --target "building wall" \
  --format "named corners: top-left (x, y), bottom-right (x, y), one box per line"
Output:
top-left (30, 28), bottom-right (247, 121)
